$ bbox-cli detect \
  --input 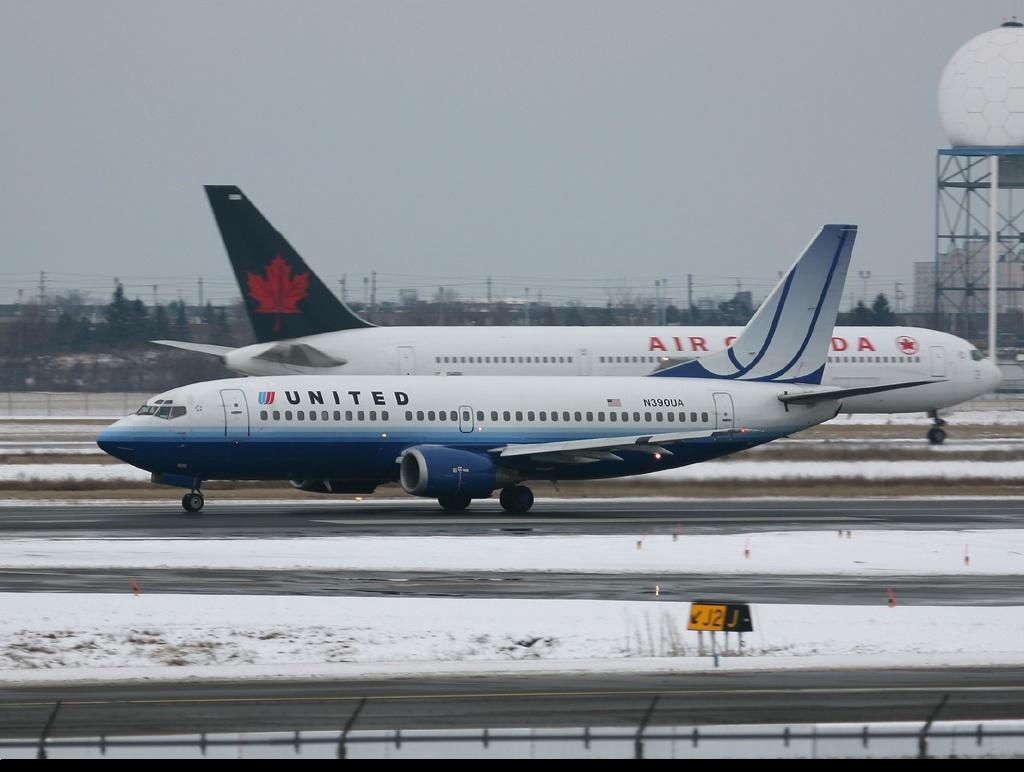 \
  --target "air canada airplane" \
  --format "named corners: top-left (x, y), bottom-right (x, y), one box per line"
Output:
top-left (154, 187), bottom-right (1000, 444)
top-left (104, 224), bottom-right (931, 513)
